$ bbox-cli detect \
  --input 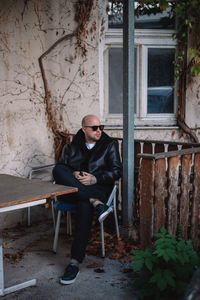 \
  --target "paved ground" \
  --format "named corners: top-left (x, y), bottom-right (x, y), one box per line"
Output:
top-left (2, 221), bottom-right (138, 300)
